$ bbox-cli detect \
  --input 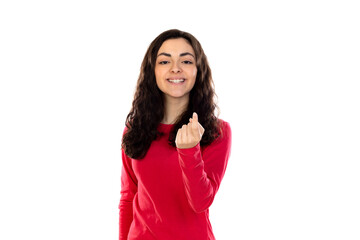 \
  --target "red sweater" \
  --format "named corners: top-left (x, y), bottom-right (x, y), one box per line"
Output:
top-left (119, 119), bottom-right (232, 240)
